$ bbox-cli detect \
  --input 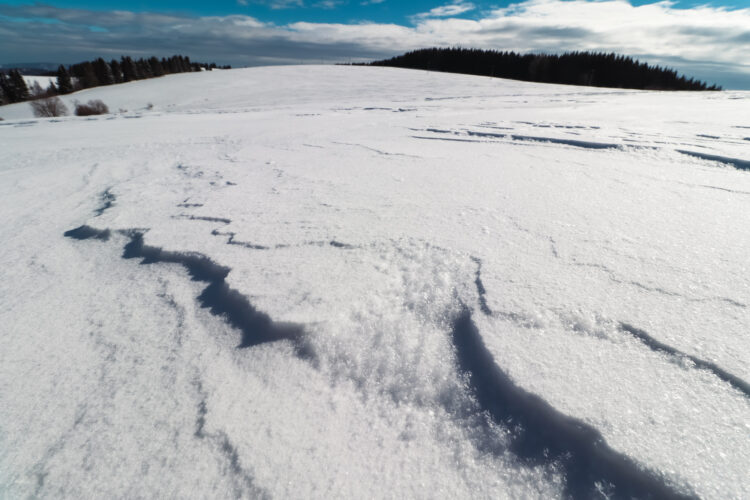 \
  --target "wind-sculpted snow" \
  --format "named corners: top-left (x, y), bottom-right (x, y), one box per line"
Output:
top-left (451, 309), bottom-right (694, 499)
top-left (2, 66), bottom-right (749, 499)
top-left (620, 323), bottom-right (750, 398)
top-left (676, 150), bottom-right (750, 171)
top-left (65, 225), bottom-right (305, 351)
